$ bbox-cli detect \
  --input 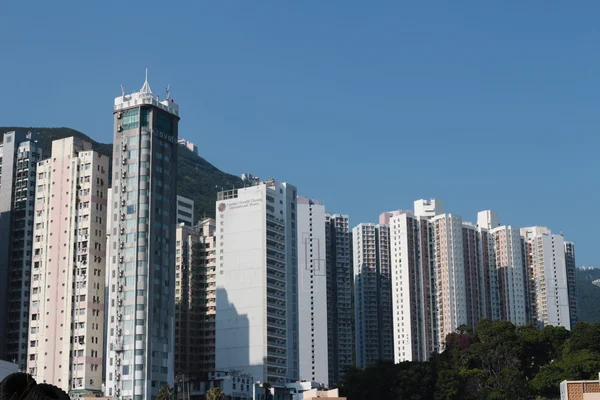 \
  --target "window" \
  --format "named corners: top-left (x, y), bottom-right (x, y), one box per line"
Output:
top-left (123, 109), bottom-right (140, 130)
